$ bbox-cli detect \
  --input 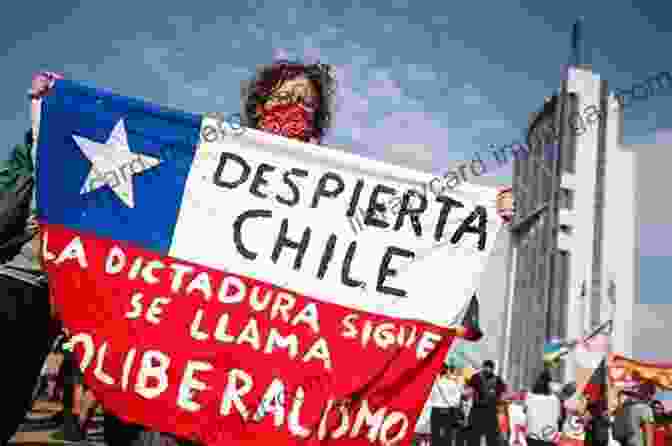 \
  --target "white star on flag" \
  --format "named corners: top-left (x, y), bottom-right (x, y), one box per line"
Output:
top-left (73, 119), bottom-right (161, 208)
